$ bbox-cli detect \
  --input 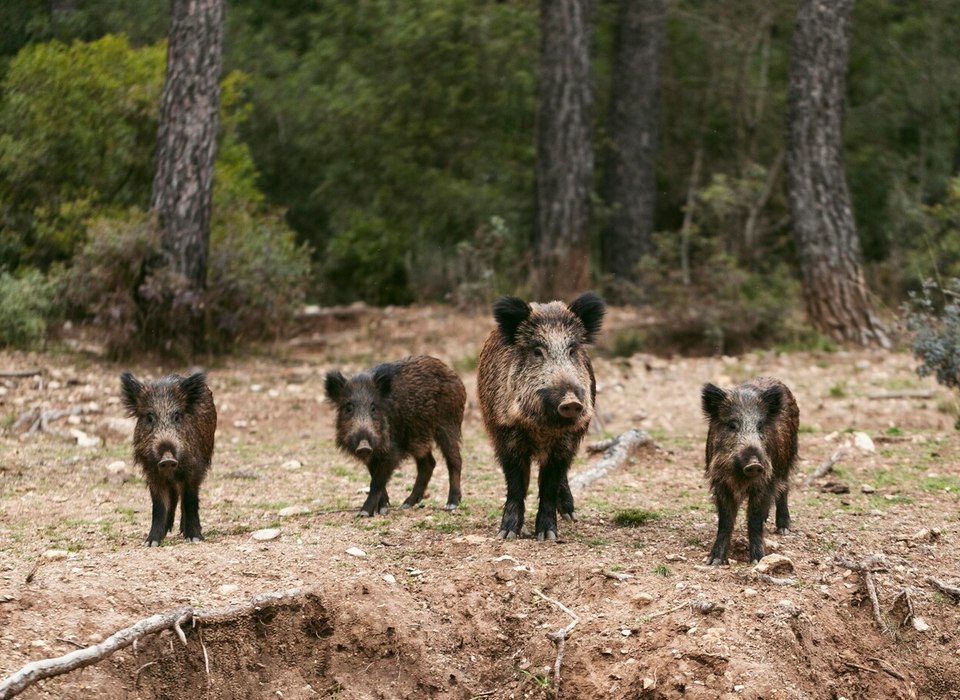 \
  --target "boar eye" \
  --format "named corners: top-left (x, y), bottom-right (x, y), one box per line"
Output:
top-left (172, 411), bottom-right (183, 424)
top-left (343, 403), bottom-right (354, 416)
top-left (726, 418), bottom-right (740, 431)
top-left (370, 403), bottom-right (378, 416)
top-left (532, 346), bottom-right (546, 359)
top-left (567, 343), bottom-right (578, 358)
top-left (144, 413), bottom-right (156, 428)
top-left (756, 420), bottom-right (764, 431)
